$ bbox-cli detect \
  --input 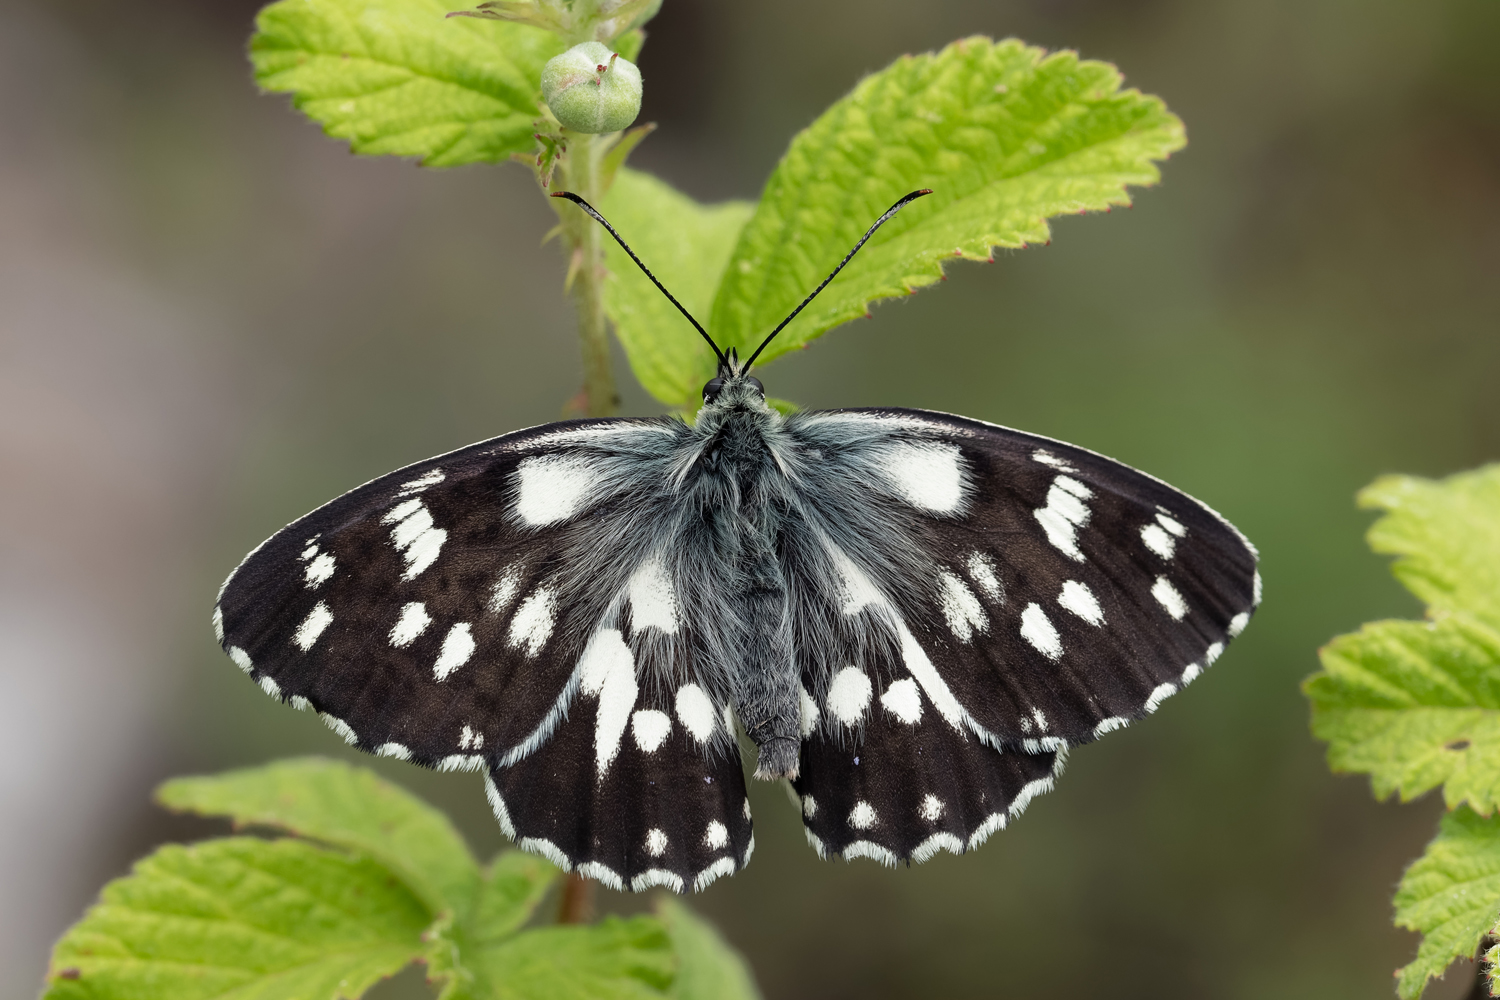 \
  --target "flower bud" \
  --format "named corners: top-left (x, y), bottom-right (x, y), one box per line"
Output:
top-left (541, 41), bottom-right (643, 134)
